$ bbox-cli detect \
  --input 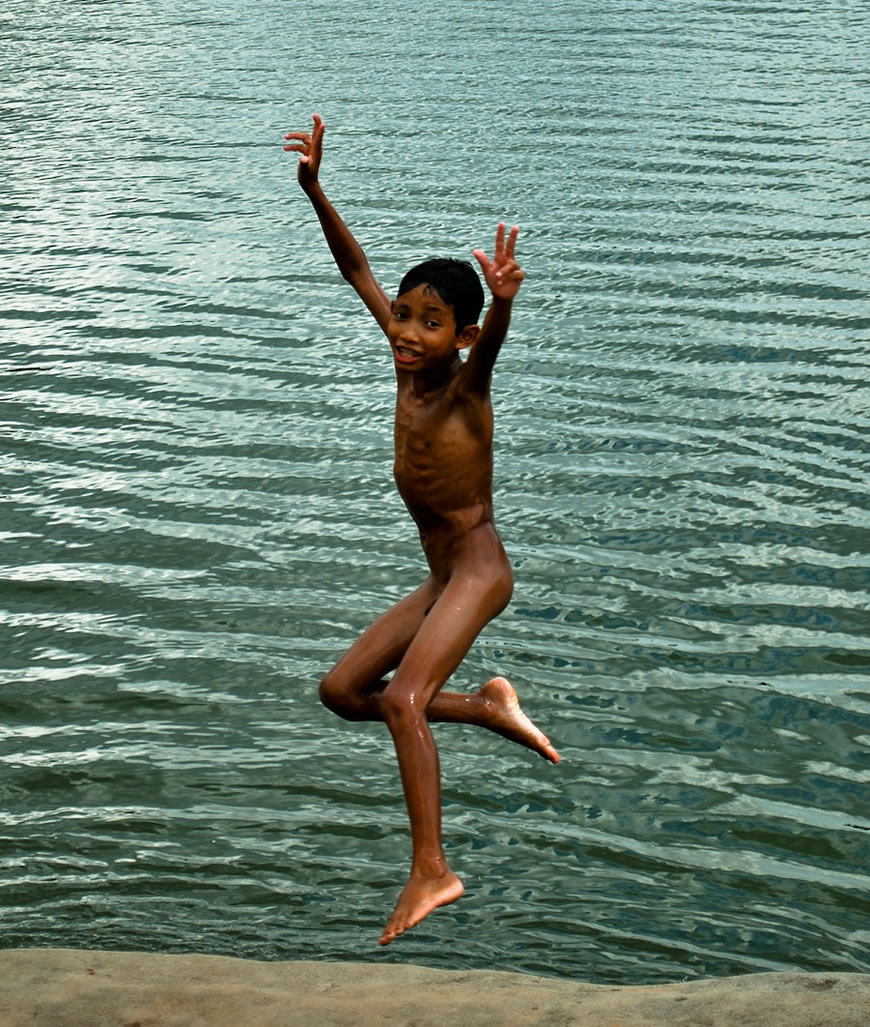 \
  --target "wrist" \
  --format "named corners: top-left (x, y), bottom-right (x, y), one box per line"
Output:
top-left (300, 177), bottom-right (323, 200)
